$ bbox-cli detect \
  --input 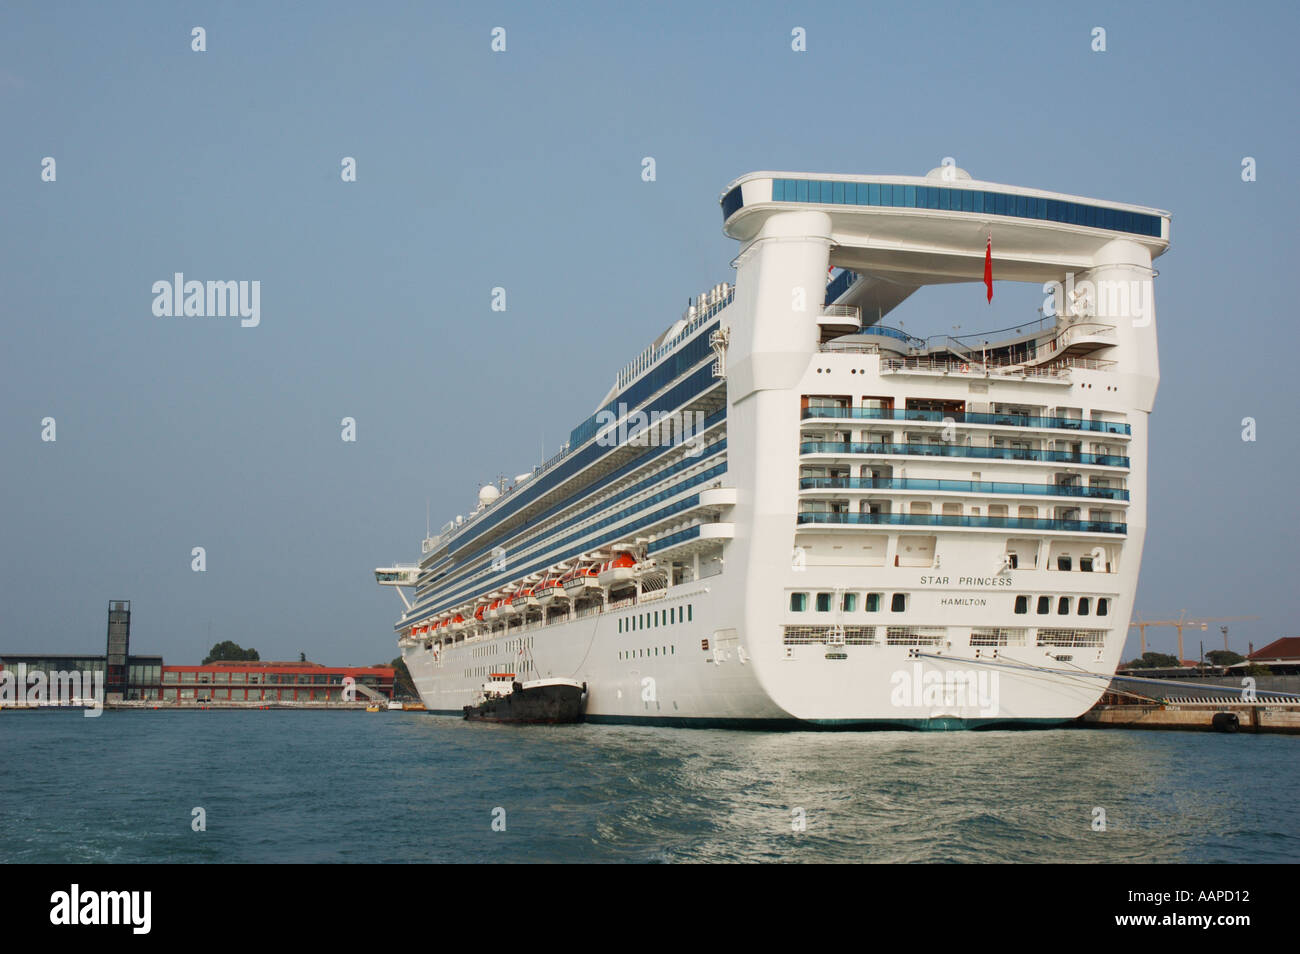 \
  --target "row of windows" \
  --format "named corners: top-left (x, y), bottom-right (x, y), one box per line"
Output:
top-left (571, 327), bottom-right (717, 447)
top-left (781, 625), bottom-right (1108, 648)
top-left (618, 646), bottom-right (676, 660)
top-left (433, 362), bottom-right (722, 574)
top-left (1015, 595), bottom-right (1111, 617)
top-left (155, 687), bottom-right (356, 701)
top-left (753, 179), bottom-right (1163, 238)
top-left (433, 438), bottom-right (727, 611)
top-left (619, 604), bottom-right (693, 633)
top-left (790, 591), bottom-right (1110, 617)
top-left (433, 431), bottom-right (725, 596)
top-left (415, 398), bottom-right (727, 615)
top-left (790, 592), bottom-right (906, 613)
top-left (160, 671), bottom-right (371, 685)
